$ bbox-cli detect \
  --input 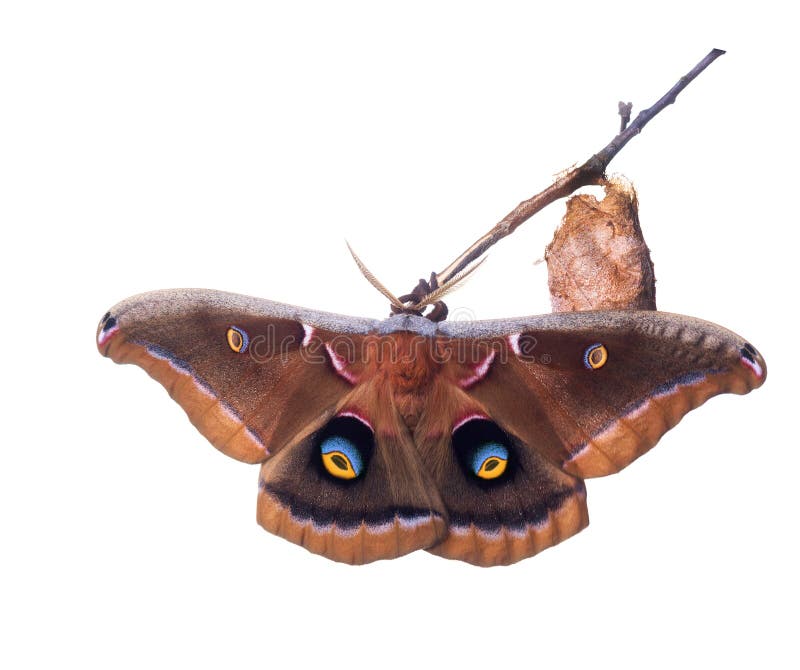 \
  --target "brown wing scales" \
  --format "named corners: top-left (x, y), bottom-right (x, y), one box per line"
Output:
top-left (257, 380), bottom-right (447, 564)
top-left (99, 293), bottom-right (766, 565)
